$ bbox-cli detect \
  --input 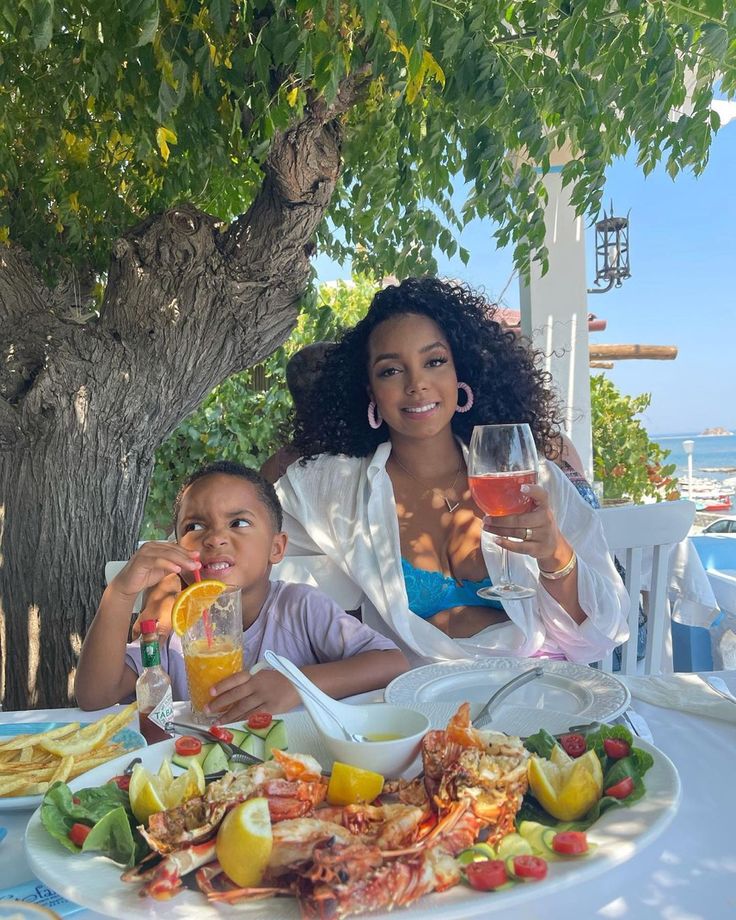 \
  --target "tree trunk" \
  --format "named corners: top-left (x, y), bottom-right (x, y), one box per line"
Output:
top-left (0, 85), bottom-right (367, 708)
top-left (1, 441), bottom-right (152, 709)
